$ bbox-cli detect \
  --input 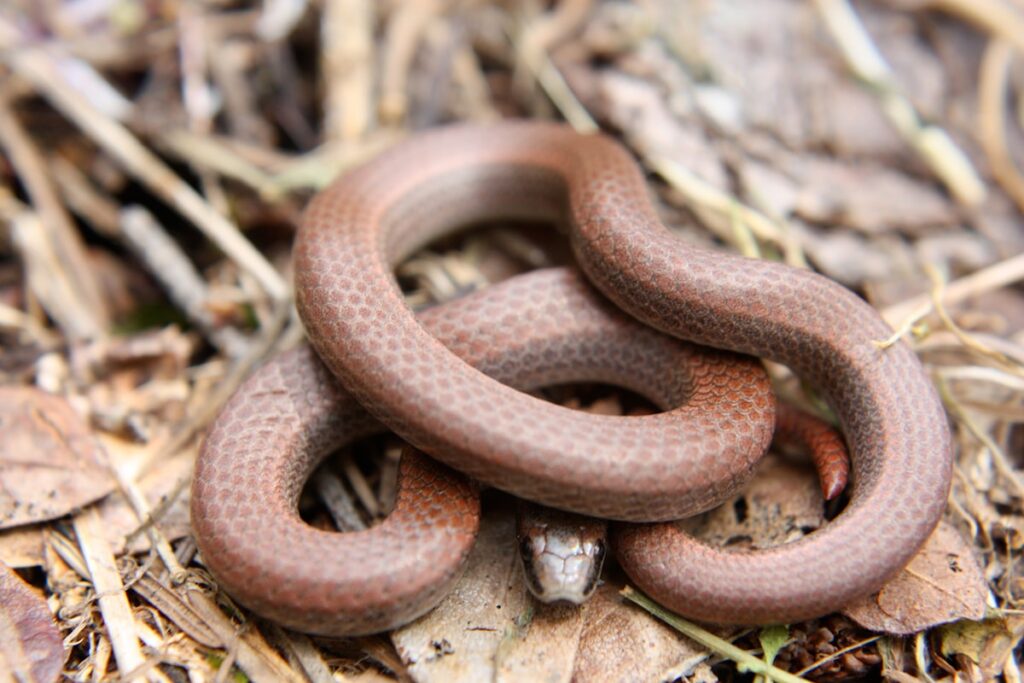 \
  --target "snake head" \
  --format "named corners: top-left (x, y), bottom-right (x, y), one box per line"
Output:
top-left (516, 505), bottom-right (608, 605)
